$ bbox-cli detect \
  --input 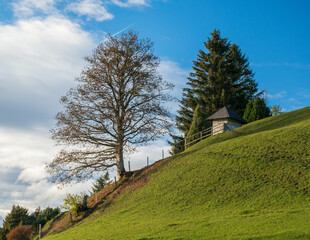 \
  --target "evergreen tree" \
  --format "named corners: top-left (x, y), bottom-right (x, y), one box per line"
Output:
top-left (30, 207), bottom-right (60, 226)
top-left (243, 99), bottom-right (254, 122)
top-left (90, 172), bottom-right (112, 194)
top-left (0, 227), bottom-right (6, 240)
top-left (243, 97), bottom-right (271, 122)
top-left (167, 134), bottom-right (185, 155)
top-left (2, 205), bottom-right (31, 238)
top-left (186, 104), bottom-right (209, 141)
top-left (176, 29), bottom-right (258, 138)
